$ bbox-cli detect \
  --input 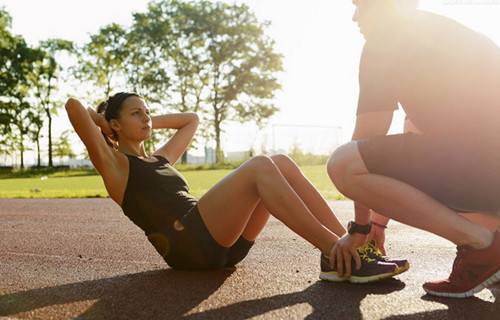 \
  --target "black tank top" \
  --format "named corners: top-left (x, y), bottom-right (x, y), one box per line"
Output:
top-left (121, 155), bottom-right (197, 235)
